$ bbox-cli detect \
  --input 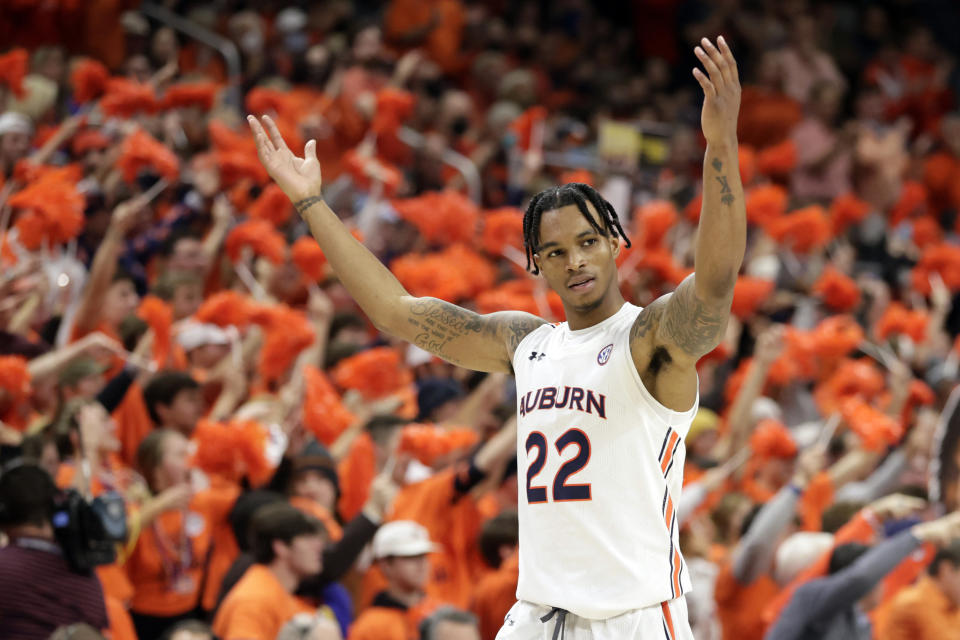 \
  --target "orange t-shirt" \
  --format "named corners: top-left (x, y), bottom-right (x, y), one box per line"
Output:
top-left (113, 382), bottom-right (154, 468)
top-left (104, 595), bottom-right (137, 640)
top-left (348, 595), bottom-right (439, 640)
top-left (200, 476), bottom-right (245, 613)
top-left (125, 487), bottom-right (238, 617)
top-left (875, 575), bottom-right (960, 640)
top-left (212, 564), bottom-right (318, 640)
top-left (471, 551), bottom-right (519, 640)
top-left (714, 562), bottom-right (781, 640)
